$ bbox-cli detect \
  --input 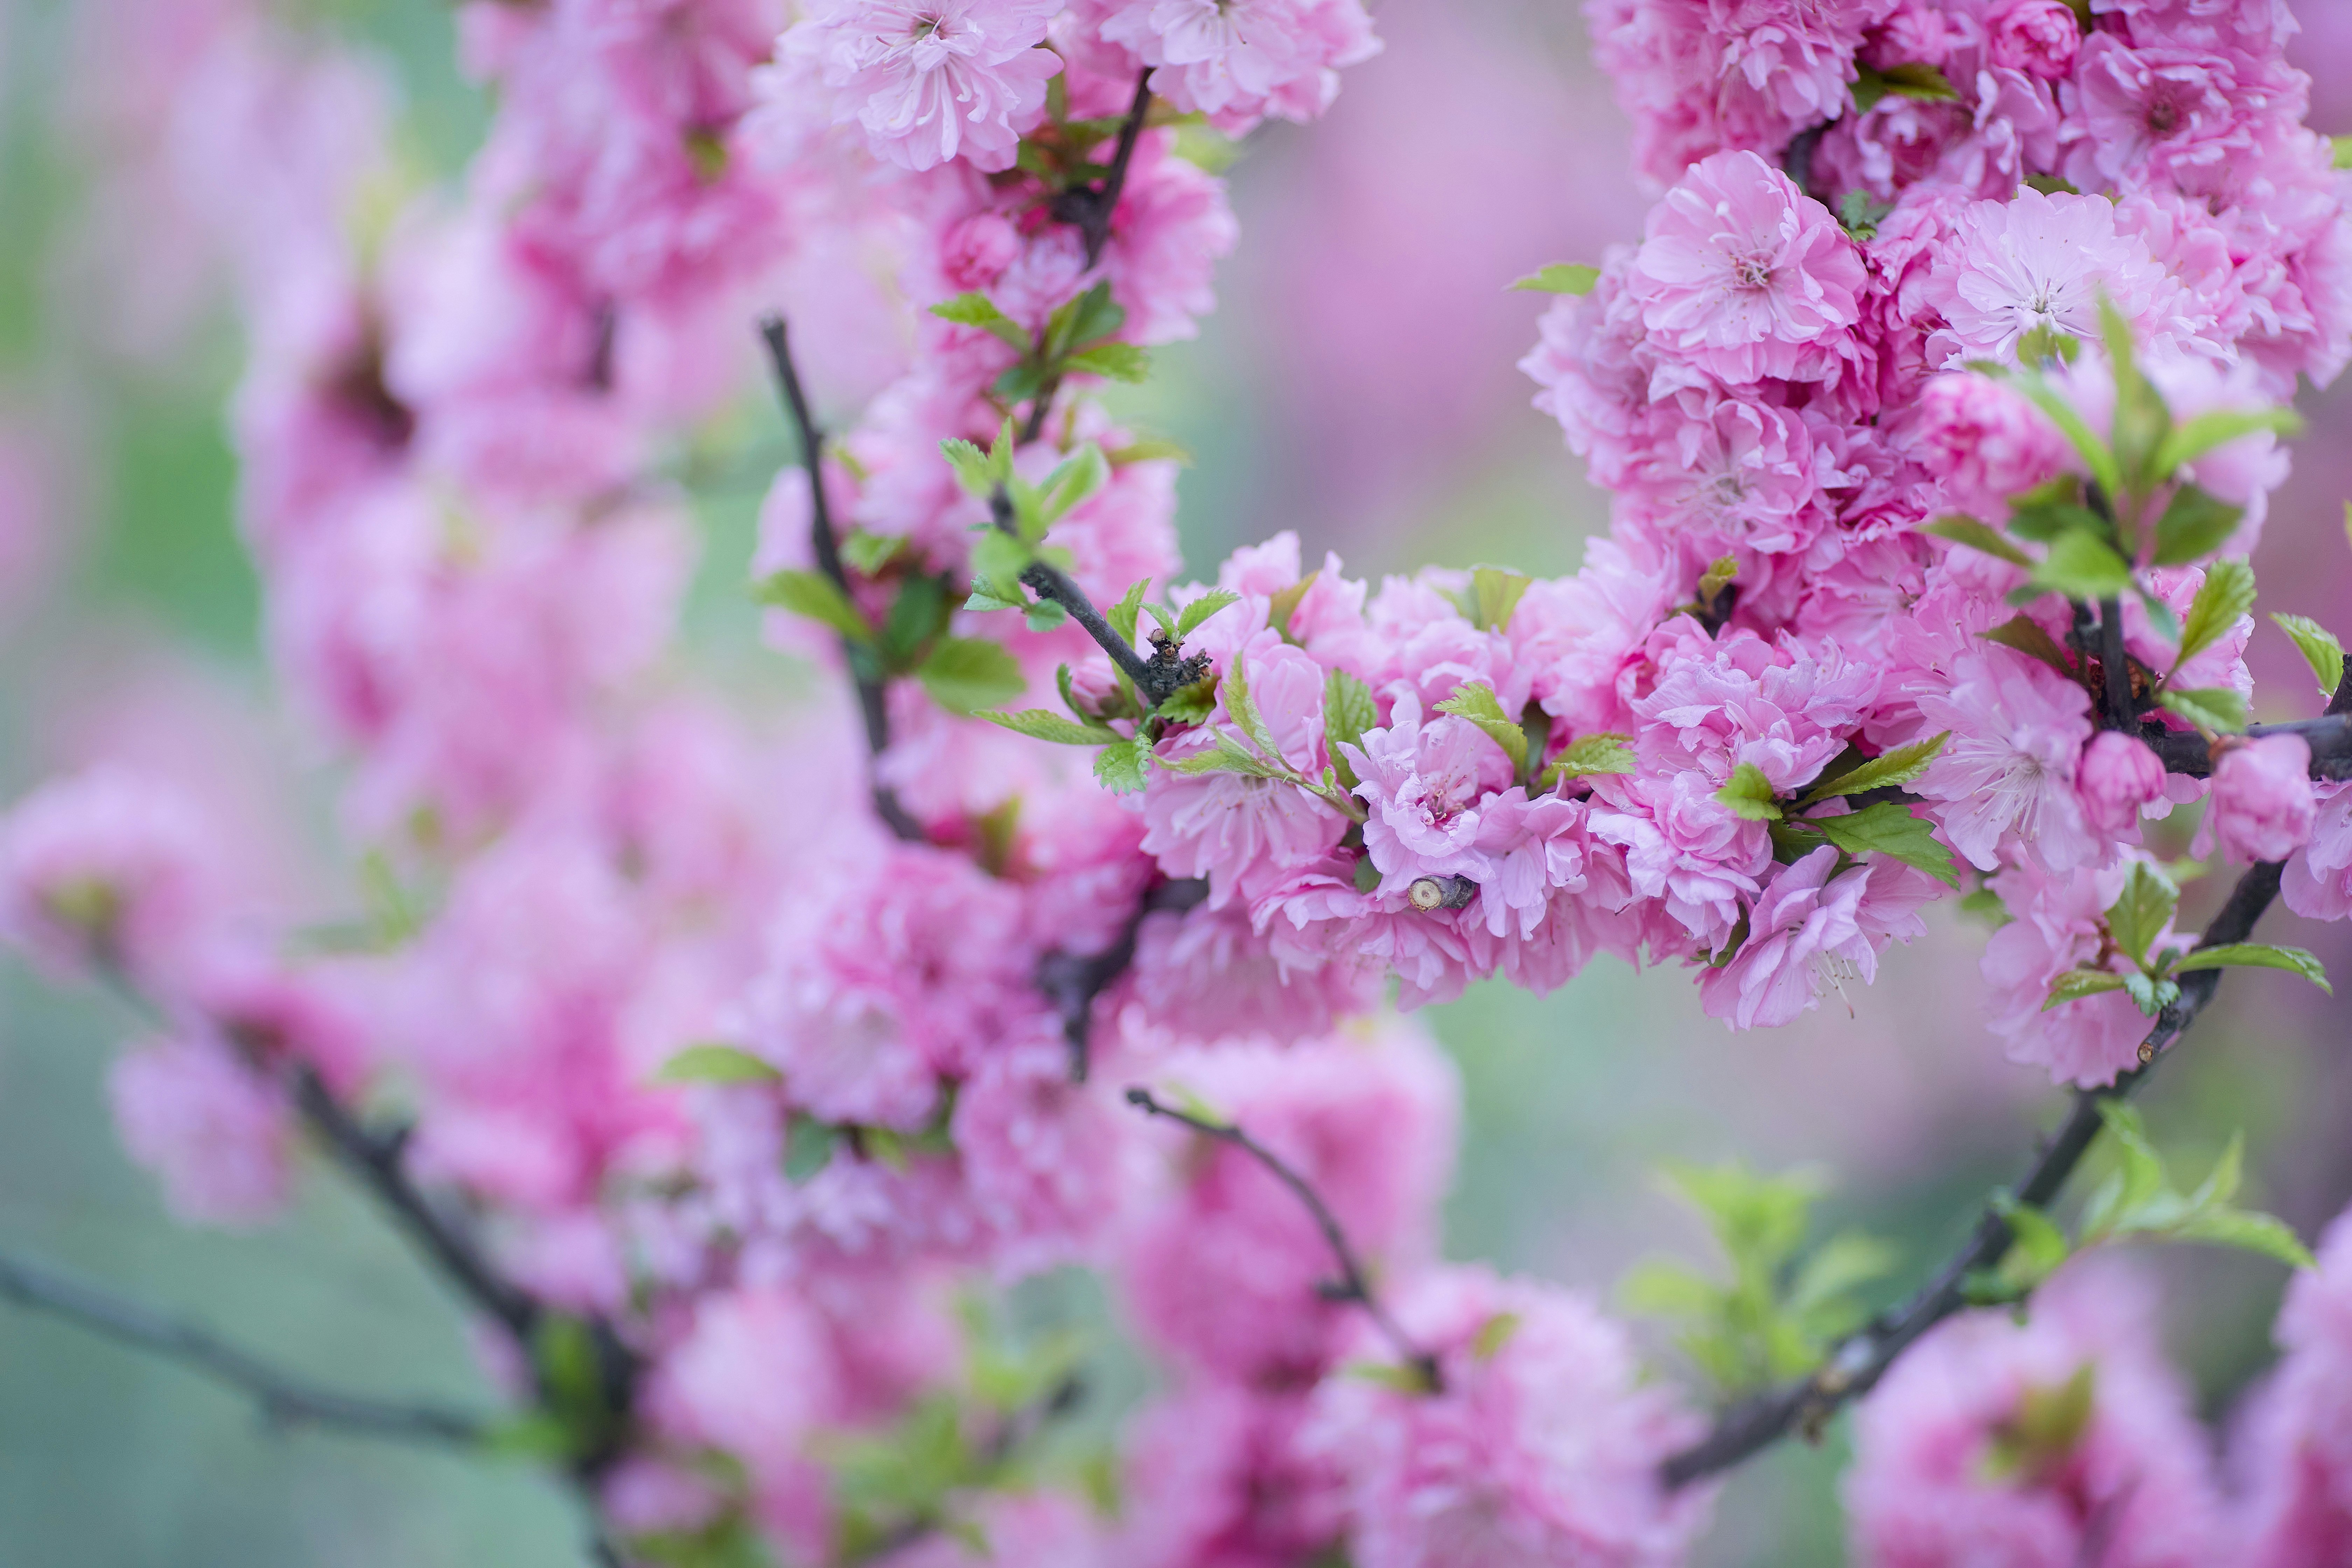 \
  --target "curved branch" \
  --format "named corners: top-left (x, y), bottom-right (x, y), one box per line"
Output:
top-left (0, 1246), bottom-right (488, 1447)
top-left (1660, 856), bottom-right (2288, 1489)
top-left (1038, 877), bottom-right (1207, 1080)
top-left (1124, 1086), bottom-right (1443, 1391)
